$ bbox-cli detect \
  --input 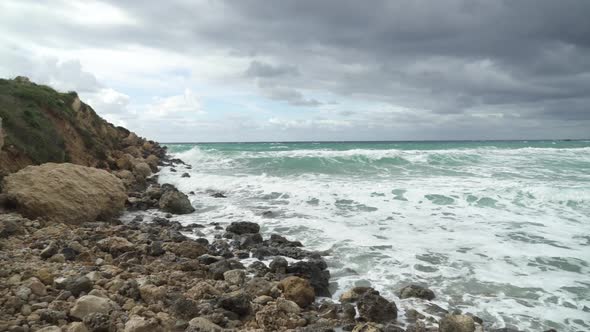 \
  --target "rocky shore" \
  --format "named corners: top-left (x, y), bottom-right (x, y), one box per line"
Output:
top-left (0, 78), bottom-right (550, 332)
